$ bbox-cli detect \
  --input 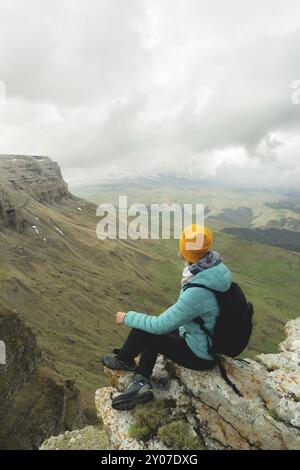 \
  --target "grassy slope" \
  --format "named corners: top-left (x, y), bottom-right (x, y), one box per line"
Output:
top-left (0, 195), bottom-right (184, 417)
top-left (1, 190), bottom-right (299, 420)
